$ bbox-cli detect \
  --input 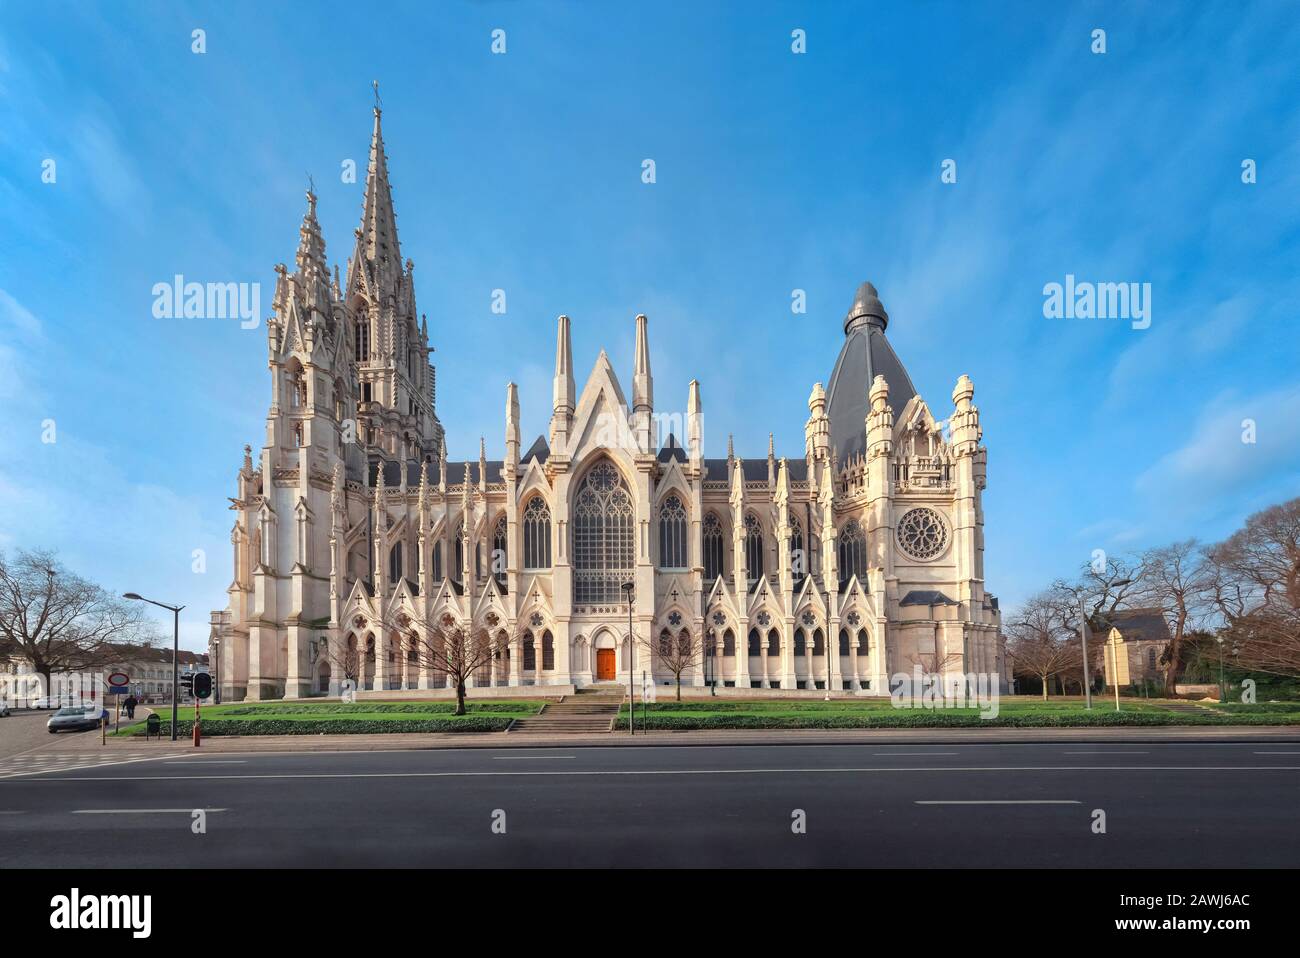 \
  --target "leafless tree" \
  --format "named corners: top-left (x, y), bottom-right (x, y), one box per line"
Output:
top-left (643, 627), bottom-right (703, 701)
top-left (1005, 592), bottom-right (1081, 700)
top-left (1050, 553), bottom-right (1149, 632)
top-left (411, 626), bottom-right (508, 715)
top-left (0, 549), bottom-right (154, 683)
top-left (1139, 540), bottom-right (1215, 693)
top-left (1205, 497), bottom-right (1300, 677)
